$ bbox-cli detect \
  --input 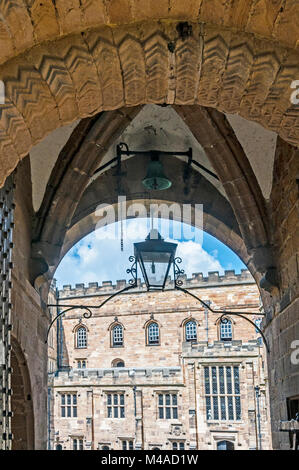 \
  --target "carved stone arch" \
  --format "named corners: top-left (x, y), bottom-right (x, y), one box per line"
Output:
top-left (109, 321), bottom-right (125, 348)
top-left (31, 106), bottom-right (144, 286)
top-left (173, 105), bottom-right (274, 276)
top-left (33, 103), bottom-right (270, 294)
top-left (0, 1), bottom-right (298, 67)
top-left (72, 322), bottom-right (89, 333)
top-left (73, 323), bottom-right (88, 349)
top-left (144, 319), bottom-right (161, 346)
top-left (107, 320), bottom-right (126, 332)
top-left (11, 337), bottom-right (35, 450)
top-left (143, 318), bottom-right (162, 330)
top-left (180, 316), bottom-right (200, 328)
top-left (111, 358), bottom-right (125, 368)
top-left (181, 317), bottom-right (199, 342)
top-left (214, 316), bottom-right (236, 326)
top-left (1, 20), bottom-right (299, 191)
